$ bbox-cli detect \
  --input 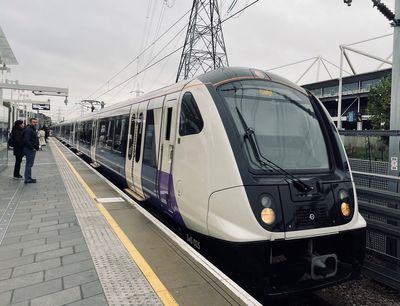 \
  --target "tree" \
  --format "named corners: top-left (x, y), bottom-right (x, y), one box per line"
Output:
top-left (367, 76), bottom-right (392, 130)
